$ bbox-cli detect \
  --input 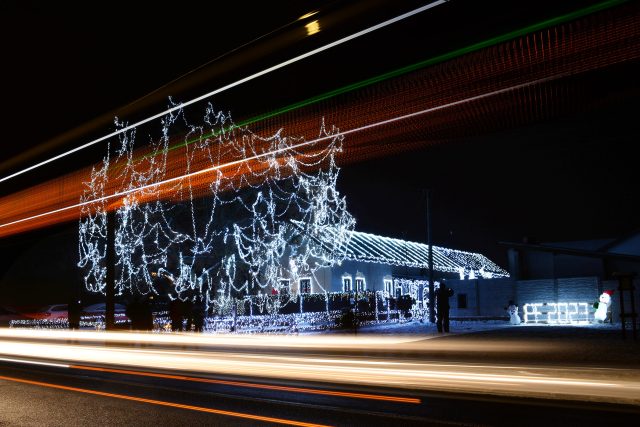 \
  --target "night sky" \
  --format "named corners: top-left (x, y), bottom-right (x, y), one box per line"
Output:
top-left (0, 0), bottom-right (638, 303)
